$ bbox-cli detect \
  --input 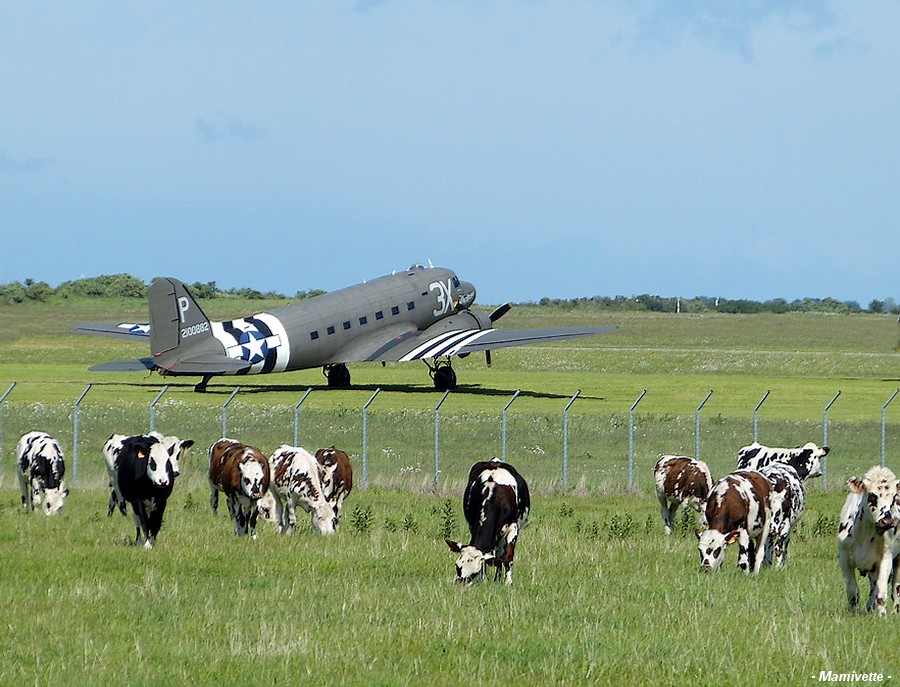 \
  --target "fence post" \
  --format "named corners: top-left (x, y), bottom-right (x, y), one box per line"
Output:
top-left (362, 388), bottom-right (381, 489)
top-left (293, 387), bottom-right (313, 446)
top-left (149, 385), bottom-right (169, 432)
top-left (222, 387), bottom-right (241, 438)
top-left (823, 390), bottom-right (841, 488)
top-left (628, 390), bottom-right (647, 491)
top-left (0, 382), bottom-right (15, 482)
top-left (562, 389), bottom-right (581, 491)
top-left (695, 390), bottom-right (713, 462)
top-left (881, 388), bottom-right (899, 467)
top-left (753, 389), bottom-right (770, 443)
top-left (502, 390), bottom-right (521, 462)
top-left (434, 389), bottom-right (450, 490)
top-left (72, 384), bottom-right (92, 488)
